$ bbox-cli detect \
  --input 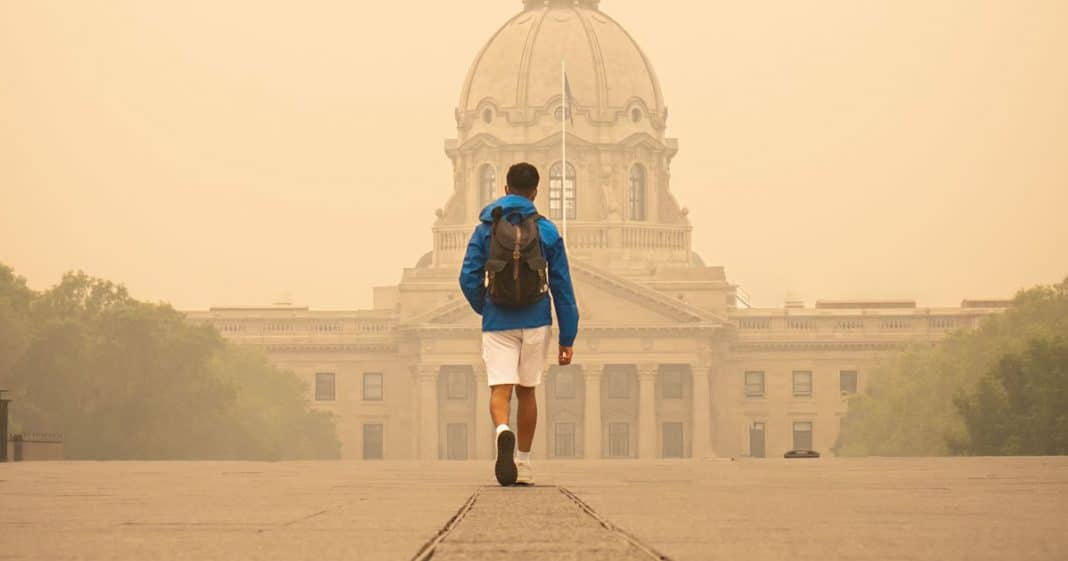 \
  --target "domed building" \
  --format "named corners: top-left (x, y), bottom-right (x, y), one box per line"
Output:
top-left (436, 0), bottom-right (692, 273)
top-left (187, 0), bottom-right (1008, 461)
